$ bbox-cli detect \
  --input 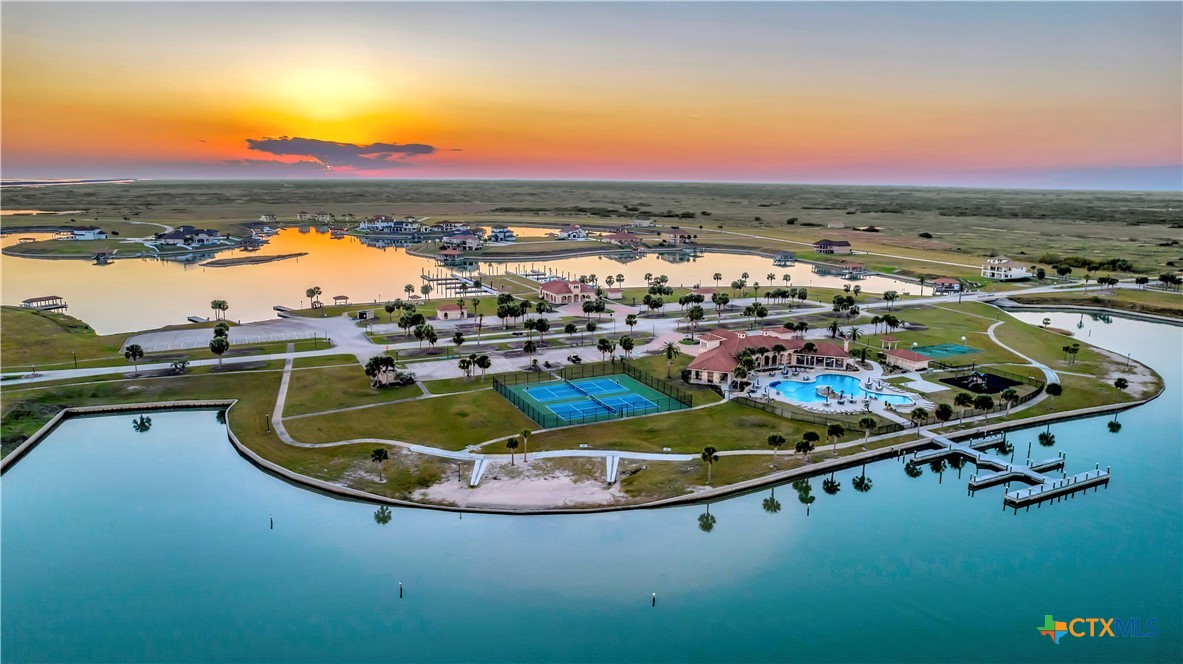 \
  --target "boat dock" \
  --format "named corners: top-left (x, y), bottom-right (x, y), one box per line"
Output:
top-left (912, 431), bottom-right (1110, 509)
top-left (20, 295), bottom-right (67, 311)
